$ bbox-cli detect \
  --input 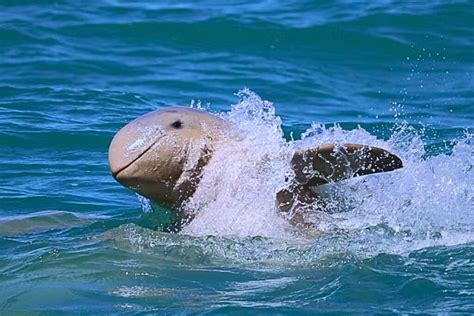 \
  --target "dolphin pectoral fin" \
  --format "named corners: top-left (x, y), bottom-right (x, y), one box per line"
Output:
top-left (291, 143), bottom-right (403, 187)
top-left (276, 144), bottom-right (402, 216)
